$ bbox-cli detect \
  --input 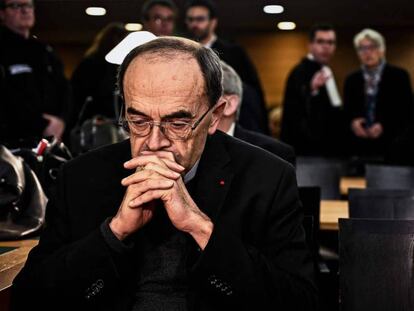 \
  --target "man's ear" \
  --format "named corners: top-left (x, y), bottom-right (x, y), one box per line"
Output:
top-left (222, 94), bottom-right (240, 117)
top-left (208, 98), bottom-right (226, 135)
top-left (210, 18), bottom-right (218, 33)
